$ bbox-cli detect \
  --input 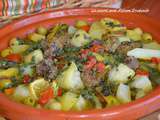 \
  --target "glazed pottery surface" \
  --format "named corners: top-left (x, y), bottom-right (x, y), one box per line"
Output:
top-left (0, 8), bottom-right (160, 120)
